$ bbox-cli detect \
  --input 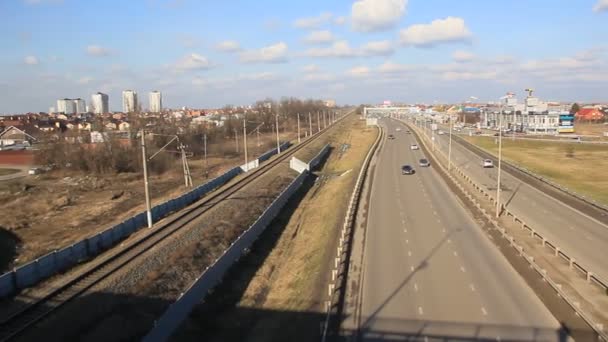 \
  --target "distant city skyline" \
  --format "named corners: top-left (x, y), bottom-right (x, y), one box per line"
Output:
top-left (1, 0), bottom-right (607, 113)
